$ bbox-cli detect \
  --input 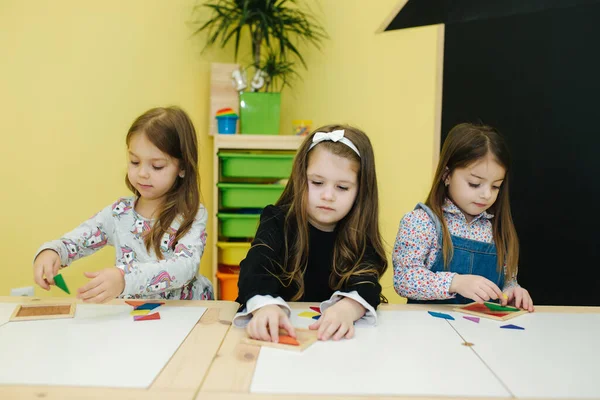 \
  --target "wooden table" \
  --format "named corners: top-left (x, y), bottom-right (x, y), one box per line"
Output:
top-left (197, 302), bottom-right (600, 400)
top-left (0, 296), bottom-right (238, 400)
